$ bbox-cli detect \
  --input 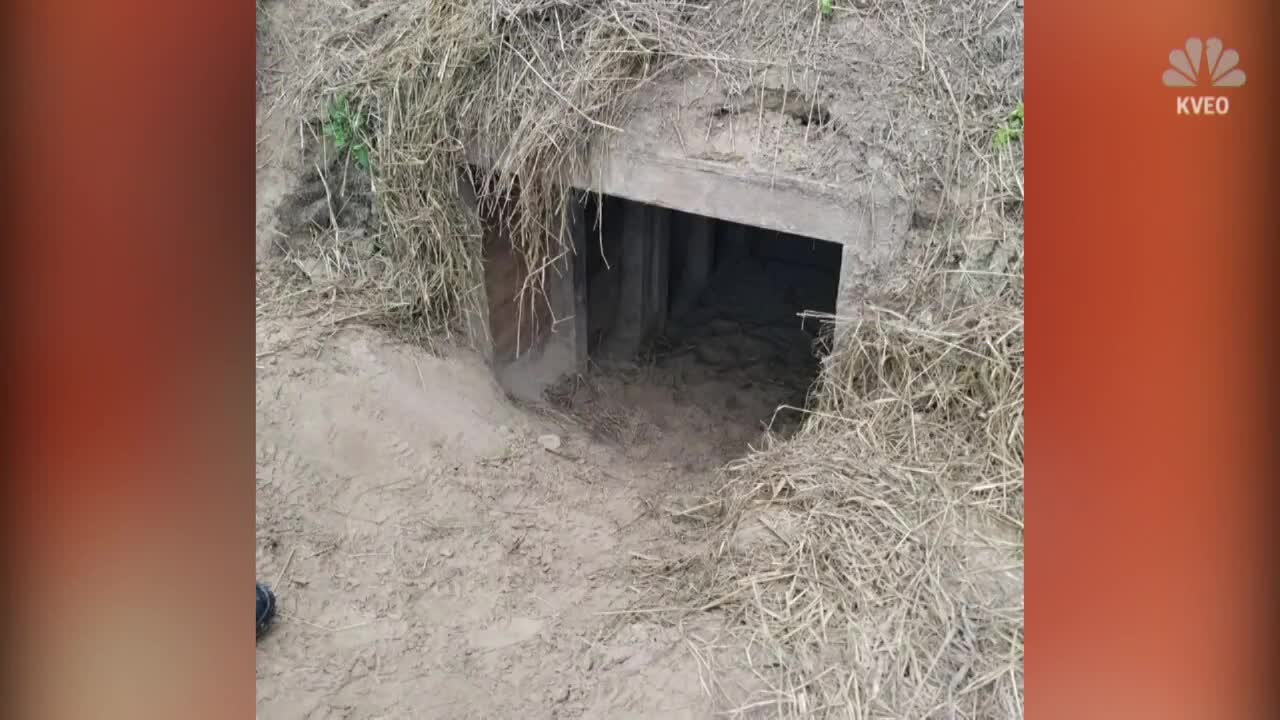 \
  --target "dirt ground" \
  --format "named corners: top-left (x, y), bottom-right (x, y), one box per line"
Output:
top-left (255, 295), bottom-right (778, 718)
